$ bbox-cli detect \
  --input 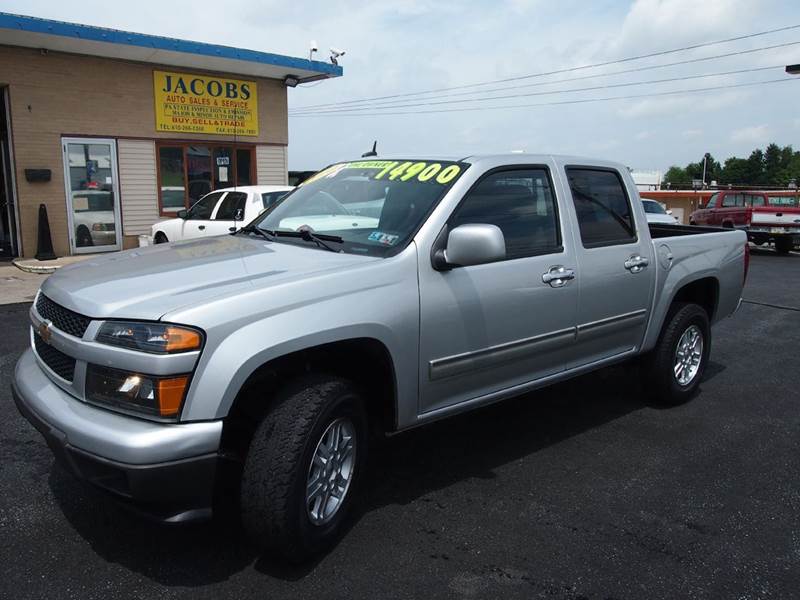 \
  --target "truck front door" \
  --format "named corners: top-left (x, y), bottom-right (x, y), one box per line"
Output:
top-left (417, 165), bottom-right (578, 415)
top-left (563, 166), bottom-right (654, 367)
